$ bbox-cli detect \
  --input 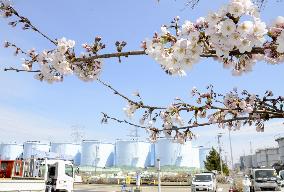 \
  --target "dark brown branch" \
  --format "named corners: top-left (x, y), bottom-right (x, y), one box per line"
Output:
top-left (175, 114), bottom-right (284, 131)
top-left (101, 112), bottom-right (147, 129)
top-left (4, 67), bottom-right (40, 73)
top-left (103, 113), bottom-right (284, 132)
top-left (75, 50), bottom-right (146, 62)
top-left (5, 5), bottom-right (56, 45)
top-left (97, 78), bottom-right (166, 110)
top-left (74, 47), bottom-right (266, 63)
